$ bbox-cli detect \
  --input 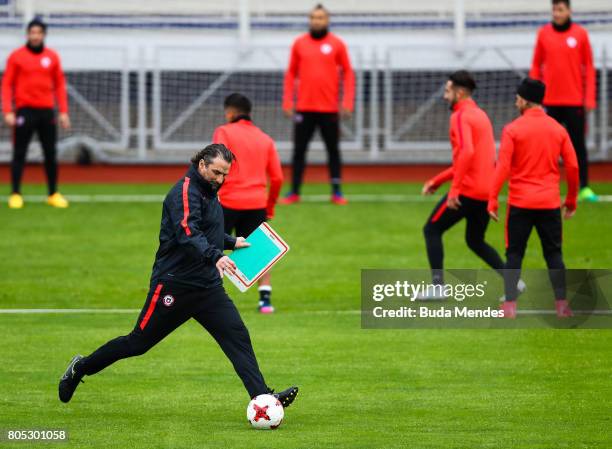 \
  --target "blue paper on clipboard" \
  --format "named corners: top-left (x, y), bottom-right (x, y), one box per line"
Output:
top-left (224, 223), bottom-right (290, 292)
